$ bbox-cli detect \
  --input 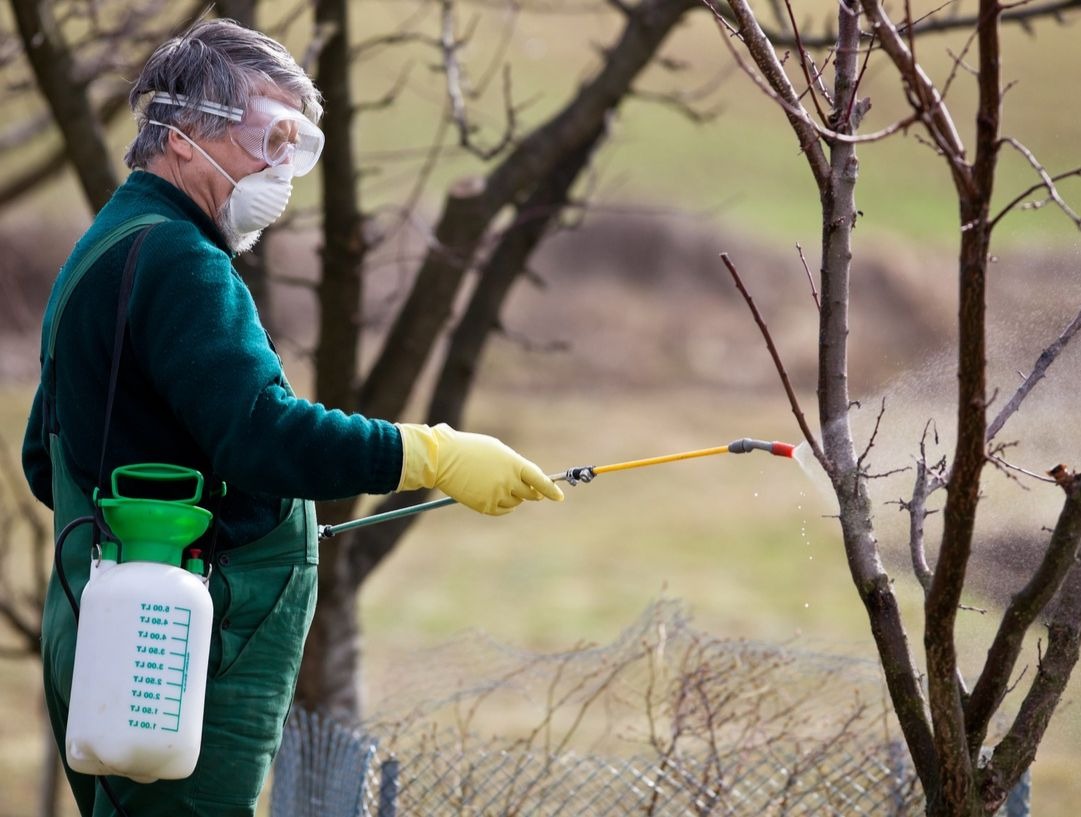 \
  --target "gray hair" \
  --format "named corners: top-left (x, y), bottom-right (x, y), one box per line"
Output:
top-left (125, 19), bottom-right (323, 170)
